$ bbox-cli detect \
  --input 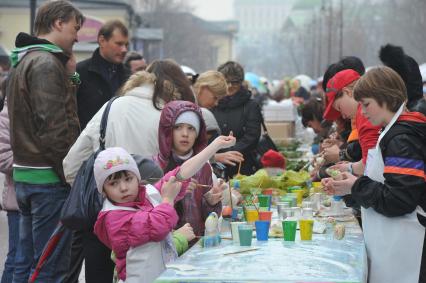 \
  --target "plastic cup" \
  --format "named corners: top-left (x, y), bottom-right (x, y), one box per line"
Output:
top-left (231, 208), bottom-right (238, 220)
top-left (236, 206), bottom-right (244, 221)
top-left (299, 219), bottom-right (314, 241)
top-left (255, 220), bottom-right (270, 241)
top-left (231, 221), bottom-right (246, 243)
top-left (284, 194), bottom-right (298, 207)
top-left (292, 189), bottom-right (305, 206)
top-left (302, 201), bottom-right (313, 209)
top-left (244, 207), bottom-right (259, 224)
top-left (262, 188), bottom-right (274, 195)
top-left (302, 208), bottom-right (314, 219)
top-left (282, 219), bottom-right (297, 241)
top-left (277, 202), bottom-right (290, 219)
top-left (291, 207), bottom-right (302, 219)
top-left (257, 195), bottom-right (271, 210)
top-left (283, 208), bottom-right (294, 219)
top-left (238, 224), bottom-right (253, 246)
top-left (258, 211), bottom-right (273, 221)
